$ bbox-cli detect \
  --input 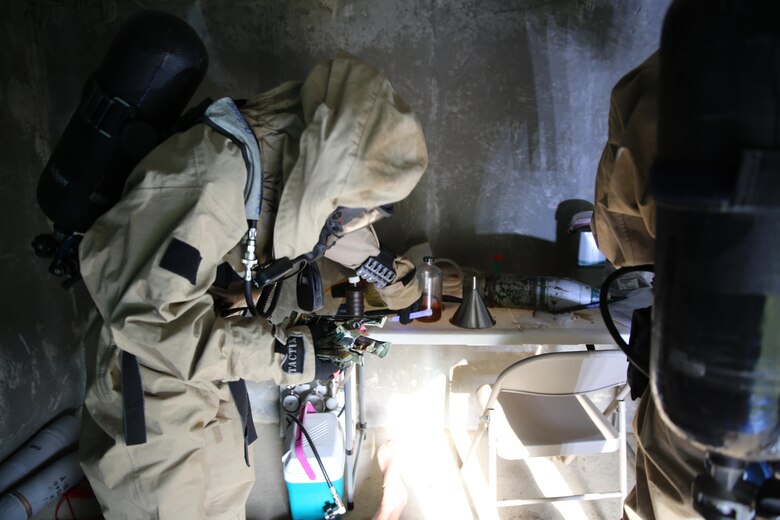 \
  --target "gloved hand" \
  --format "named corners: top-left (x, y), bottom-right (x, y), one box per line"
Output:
top-left (314, 356), bottom-right (340, 380)
top-left (306, 316), bottom-right (337, 345)
top-left (303, 317), bottom-right (341, 380)
top-left (305, 316), bottom-right (391, 370)
top-left (274, 322), bottom-right (339, 382)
